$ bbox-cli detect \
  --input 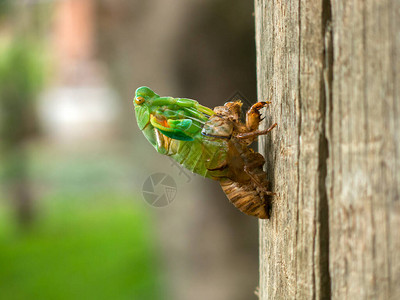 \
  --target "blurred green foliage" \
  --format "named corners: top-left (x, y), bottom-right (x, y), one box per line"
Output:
top-left (0, 38), bottom-right (45, 151)
top-left (0, 194), bottom-right (163, 300)
top-left (0, 0), bottom-right (11, 19)
top-left (0, 140), bottom-right (165, 299)
top-left (0, 37), bottom-right (47, 225)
